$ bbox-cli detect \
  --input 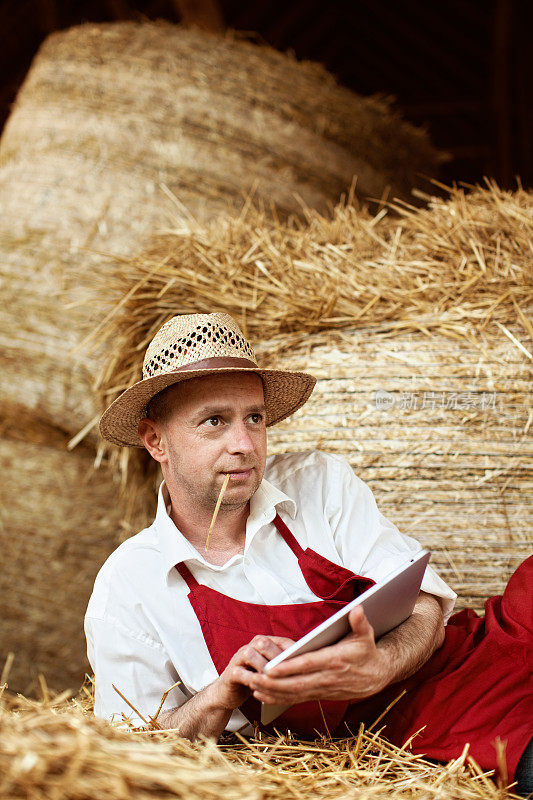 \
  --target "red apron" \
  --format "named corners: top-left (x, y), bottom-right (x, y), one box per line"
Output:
top-left (176, 515), bottom-right (532, 780)
top-left (176, 513), bottom-right (375, 736)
